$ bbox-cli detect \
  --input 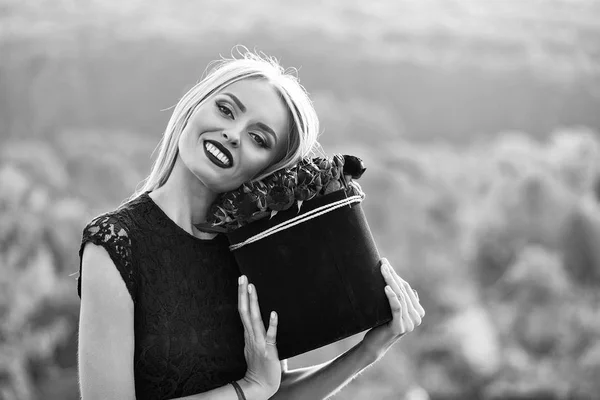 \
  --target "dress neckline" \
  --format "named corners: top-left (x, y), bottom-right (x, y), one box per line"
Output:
top-left (141, 191), bottom-right (226, 245)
